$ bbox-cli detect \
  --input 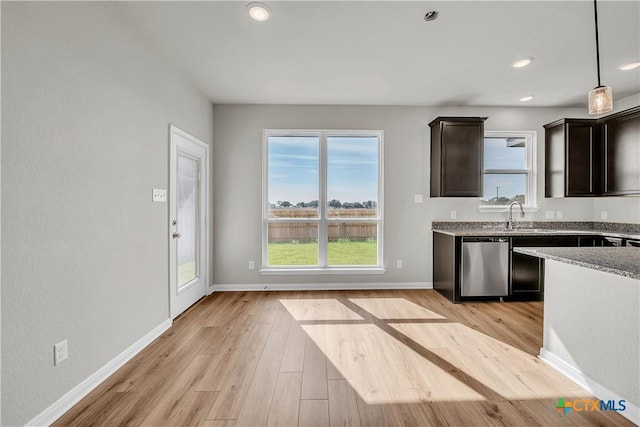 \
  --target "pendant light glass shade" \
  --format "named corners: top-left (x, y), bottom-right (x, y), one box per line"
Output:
top-left (588, 85), bottom-right (613, 114)
top-left (588, 0), bottom-right (612, 115)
